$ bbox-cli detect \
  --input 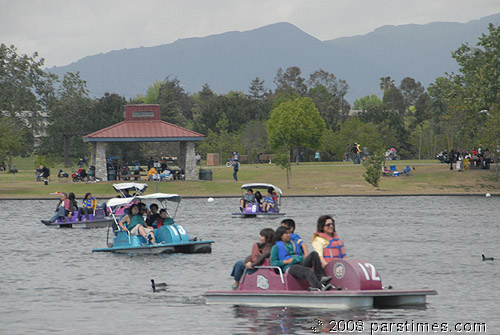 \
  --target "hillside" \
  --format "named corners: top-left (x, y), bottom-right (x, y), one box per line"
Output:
top-left (47, 13), bottom-right (500, 101)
